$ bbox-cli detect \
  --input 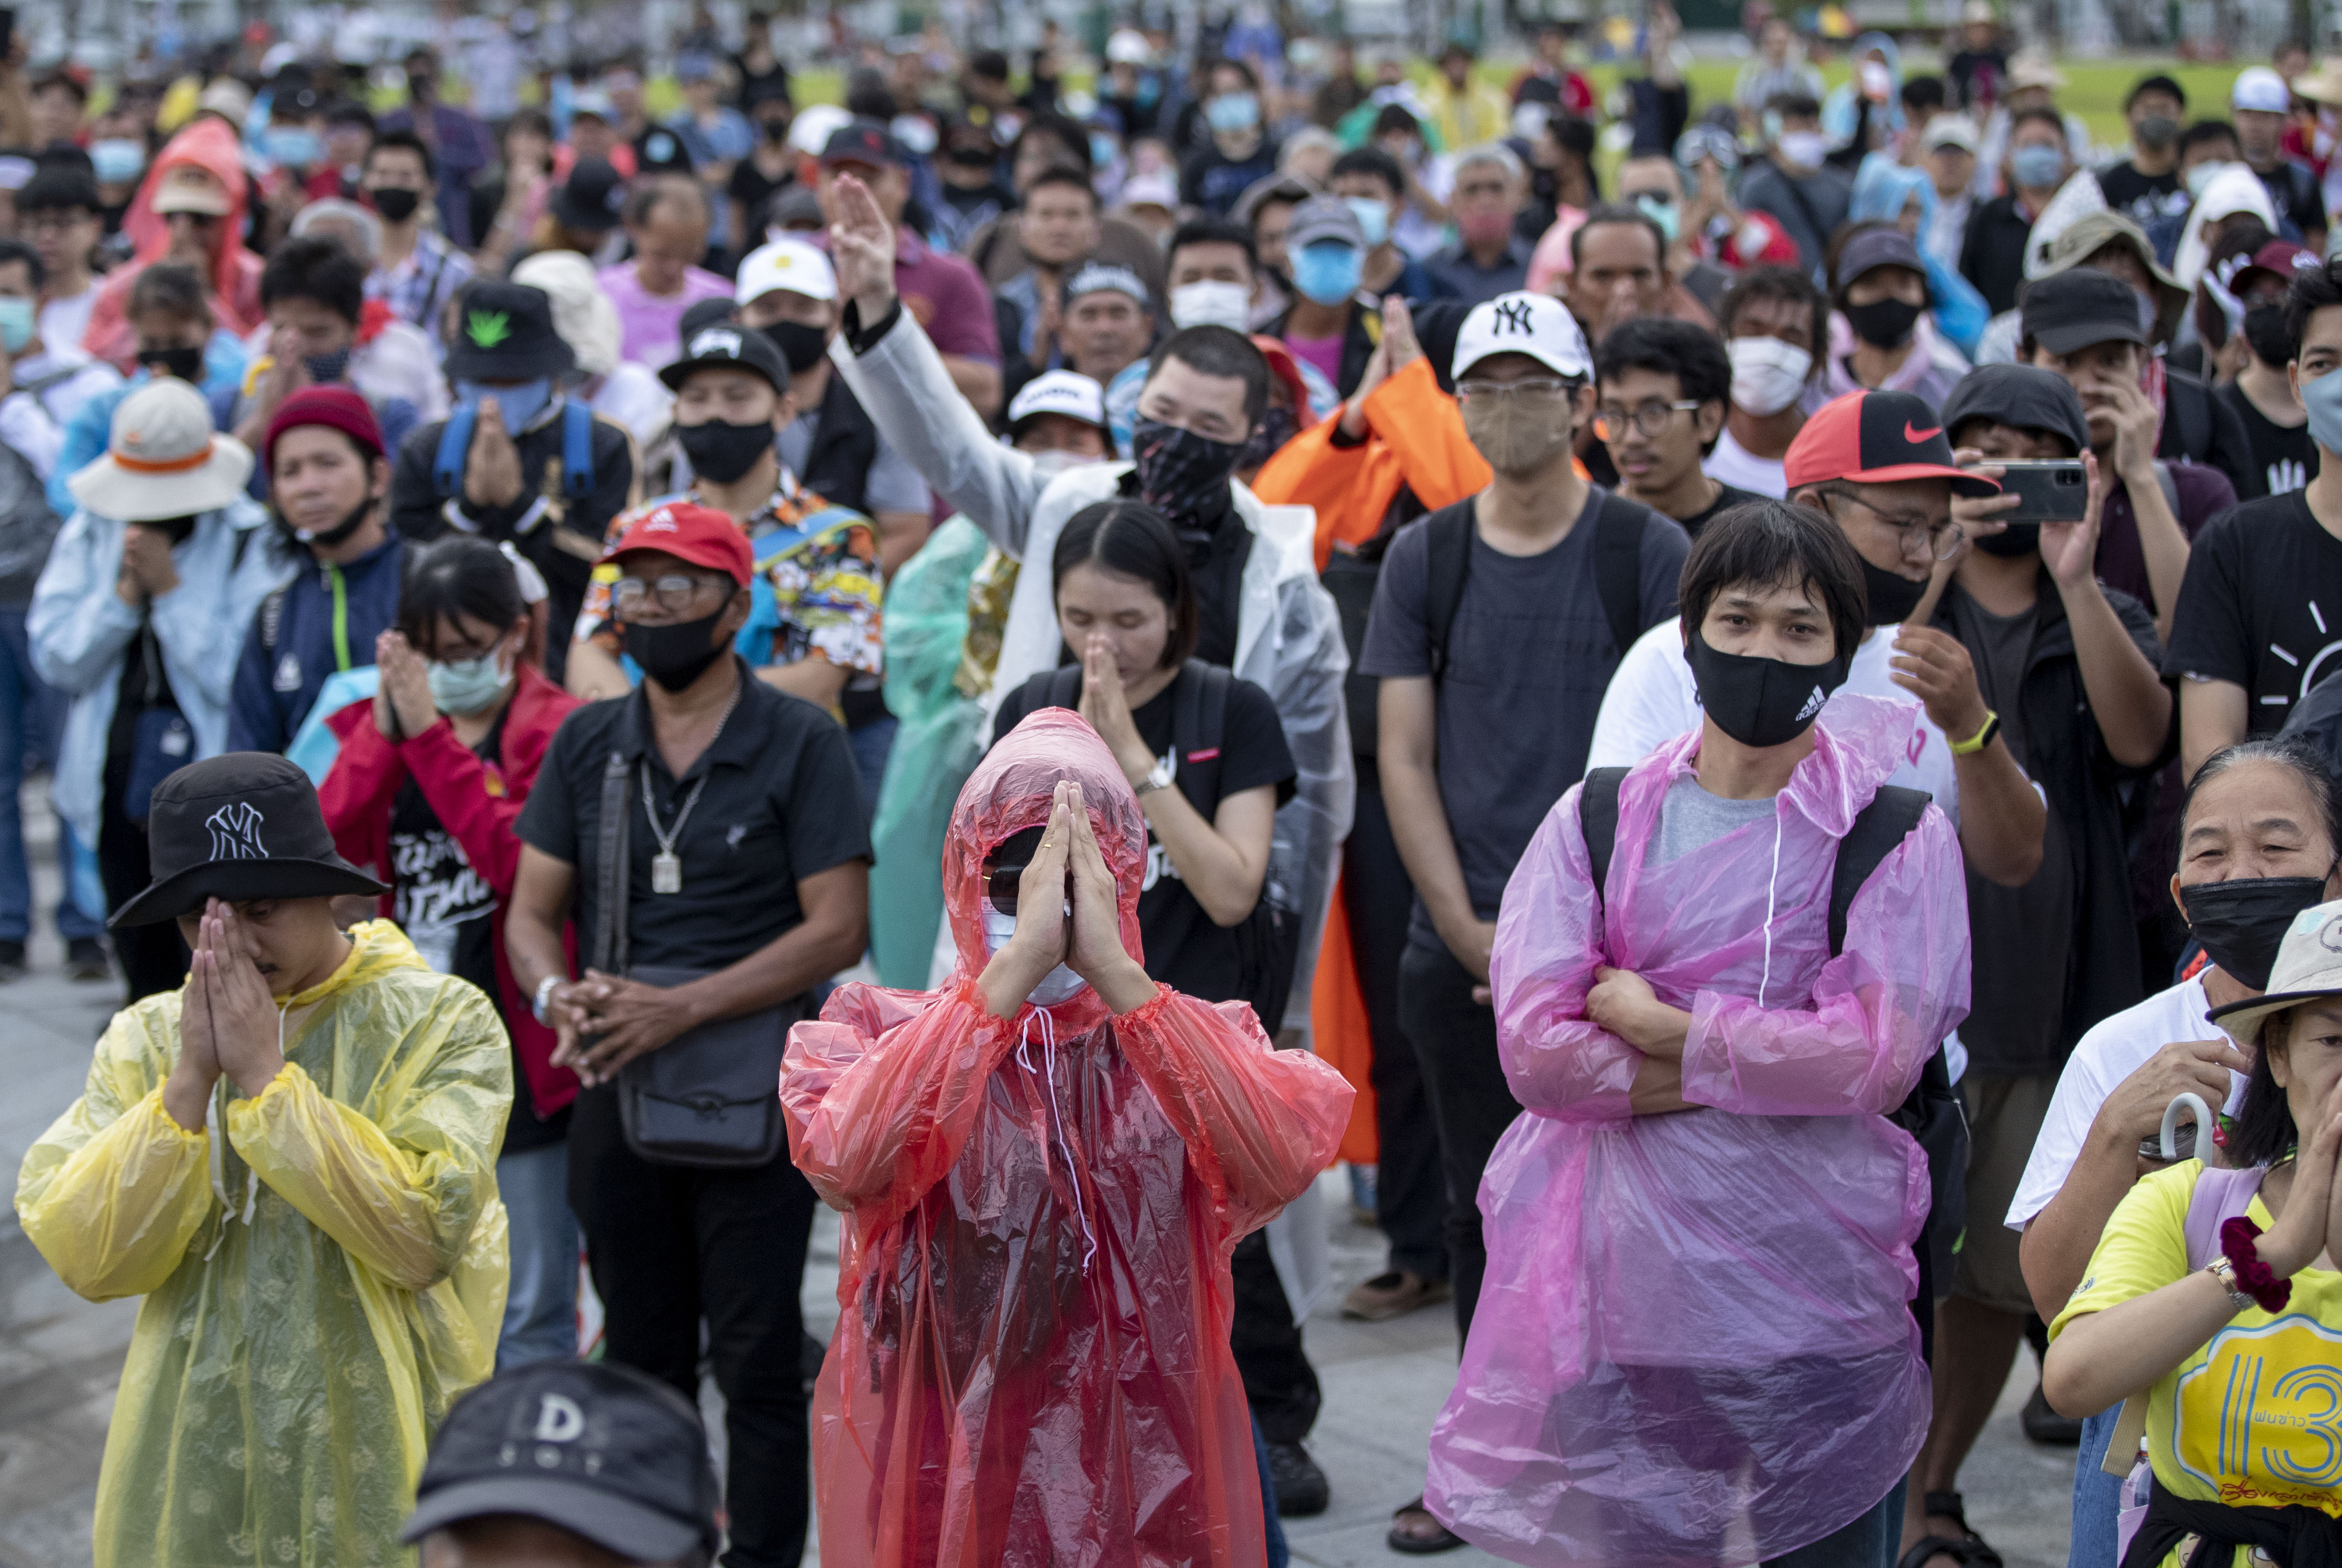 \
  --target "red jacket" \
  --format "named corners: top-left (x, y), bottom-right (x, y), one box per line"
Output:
top-left (317, 664), bottom-right (583, 1121)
